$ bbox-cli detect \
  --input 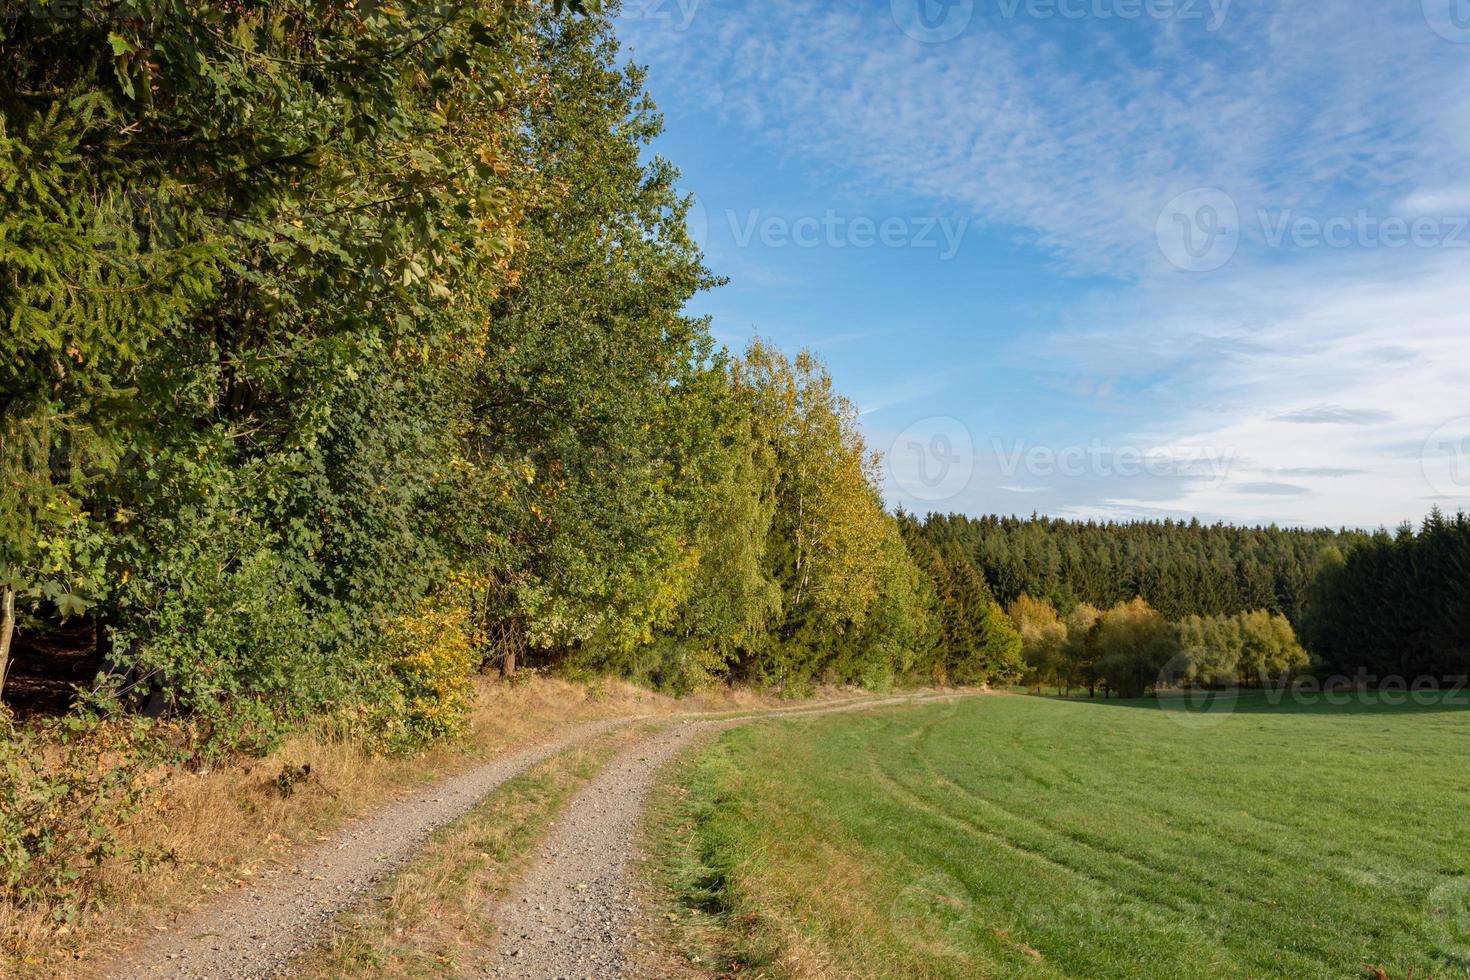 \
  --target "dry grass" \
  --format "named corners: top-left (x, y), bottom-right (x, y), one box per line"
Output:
top-left (2, 675), bottom-right (857, 978)
top-left (292, 724), bottom-right (653, 978)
